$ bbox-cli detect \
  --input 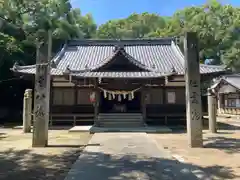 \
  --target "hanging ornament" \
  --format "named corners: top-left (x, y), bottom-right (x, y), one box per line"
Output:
top-left (98, 87), bottom-right (141, 101)
top-left (123, 93), bottom-right (127, 99)
top-left (131, 91), bottom-right (134, 99)
top-left (128, 93), bottom-right (132, 101)
top-left (108, 93), bottom-right (112, 100)
top-left (118, 94), bottom-right (122, 101)
top-left (89, 92), bottom-right (96, 103)
top-left (103, 90), bottom-right (107, 98)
